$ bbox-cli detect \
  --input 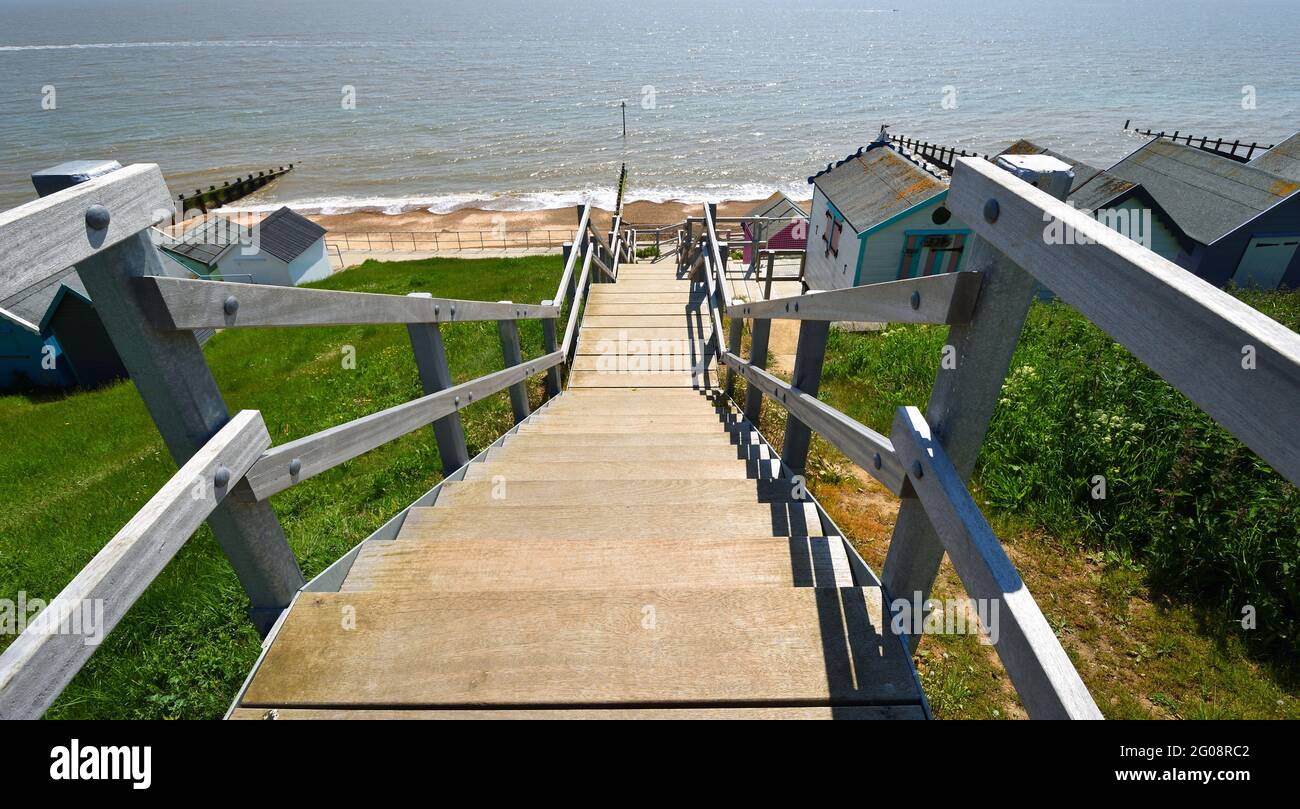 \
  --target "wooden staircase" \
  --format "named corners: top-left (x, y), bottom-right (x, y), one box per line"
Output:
top-left (228, 260), bottom-right (926, 719)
